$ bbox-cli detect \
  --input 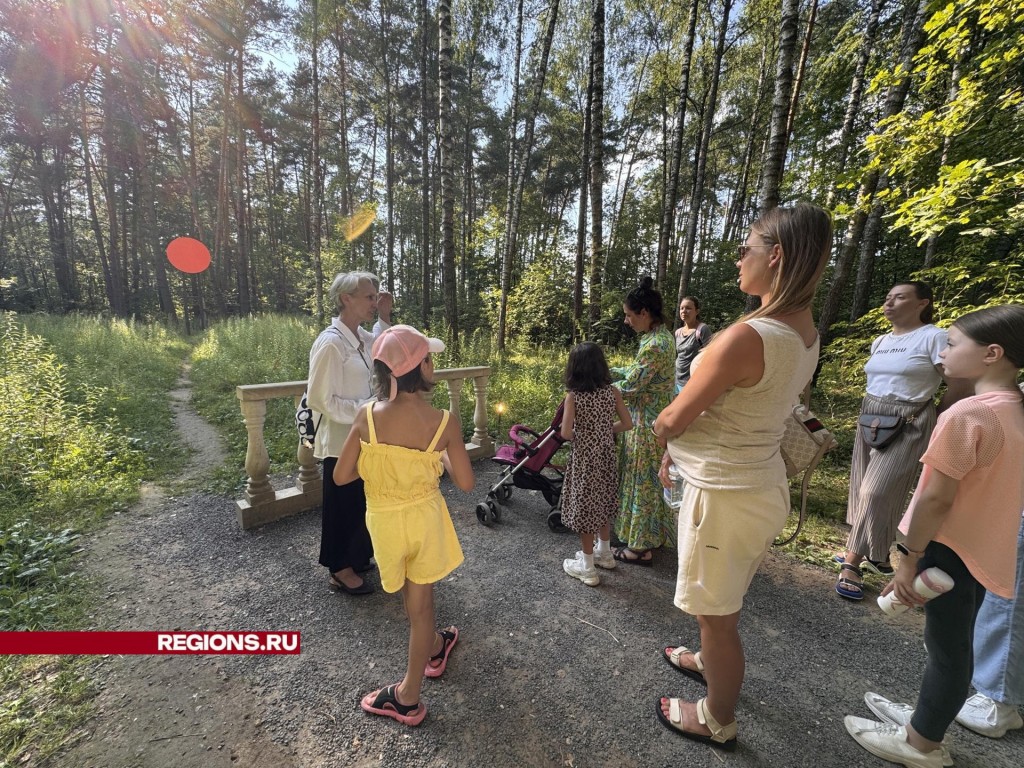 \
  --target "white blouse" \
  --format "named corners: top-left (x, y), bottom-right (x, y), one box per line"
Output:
top-left (306, 318), bottom-right (375, 459)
